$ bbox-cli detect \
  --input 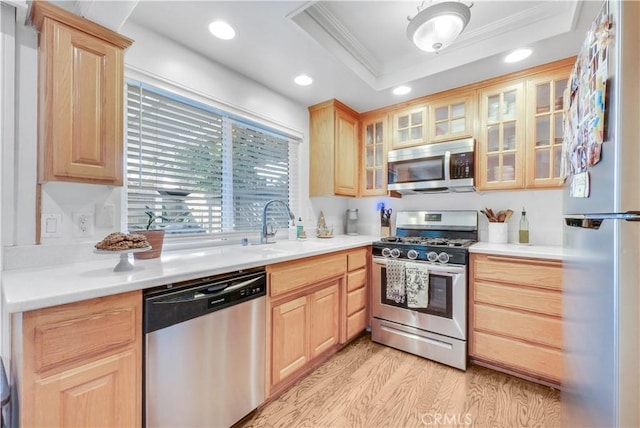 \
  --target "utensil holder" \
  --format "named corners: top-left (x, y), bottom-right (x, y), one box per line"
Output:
top-left (488, 223), bottom-right (508, 244)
